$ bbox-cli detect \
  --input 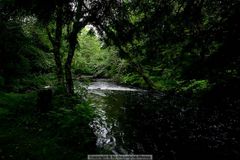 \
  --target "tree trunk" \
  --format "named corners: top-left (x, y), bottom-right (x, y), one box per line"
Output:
top-left (54, 4), bottom-right (64, 85)
top-left (133, 62), bottom-right (156, 90)
top-left (117, 45), bottom-right (156, 89)
top-left (65, 32), bottom-right (77, 95)
top-left (63, 0), bottom-right (95, 95)
top-left (36, 87), bottom-right (53, 113)
top-left (46, 3), bottom-right (64, 85)
top-left (64, 17), bottom-right (86, 95)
